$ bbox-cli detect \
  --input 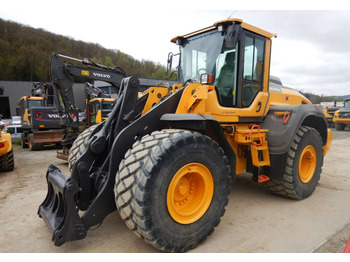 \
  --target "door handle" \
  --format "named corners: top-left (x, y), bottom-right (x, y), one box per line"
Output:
top-left (256, 102), bottom-right (262, 112)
